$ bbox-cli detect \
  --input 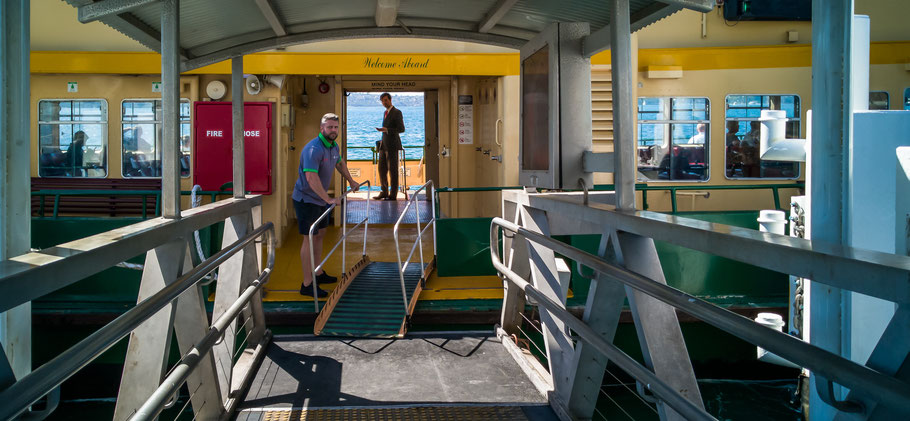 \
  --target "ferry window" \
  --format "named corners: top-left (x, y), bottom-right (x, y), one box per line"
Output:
top-left (725, 95), bottom-right (800, 179)
top-left (637, 97), bottom-right (710, 181)
top-left (869, 91), bottom-right (889, 110)
top-left (38, 99), bottom-right (108, 178)
top-left (903, 88), bottom-right (910, 110)
top-left (121, 99), bottom-right (191, 178)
